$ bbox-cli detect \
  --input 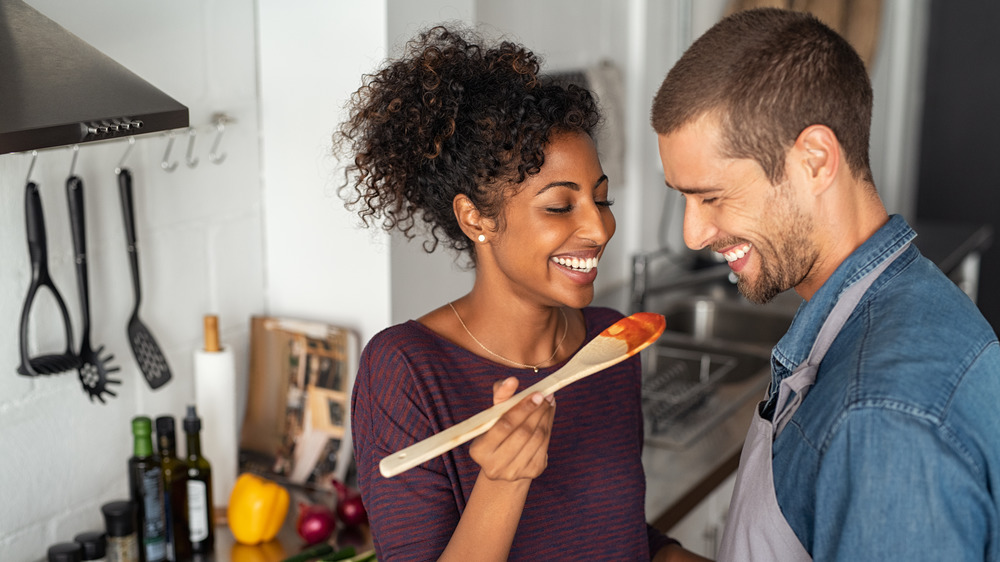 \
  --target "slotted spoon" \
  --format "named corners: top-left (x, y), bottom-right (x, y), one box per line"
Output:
top-left (117, 168), bottom-right (172, 389)
top-left (66, 175), bottom-right (121, 403)
top-left (379, 311), bottom-right (666, 478)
